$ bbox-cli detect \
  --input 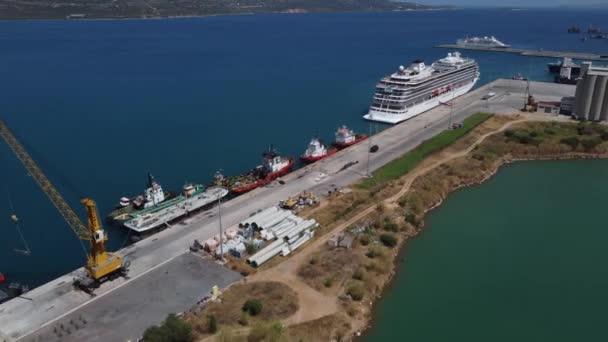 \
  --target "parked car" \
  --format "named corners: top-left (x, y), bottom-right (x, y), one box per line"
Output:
top-left (482, 92), bottom-right (496, 100)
